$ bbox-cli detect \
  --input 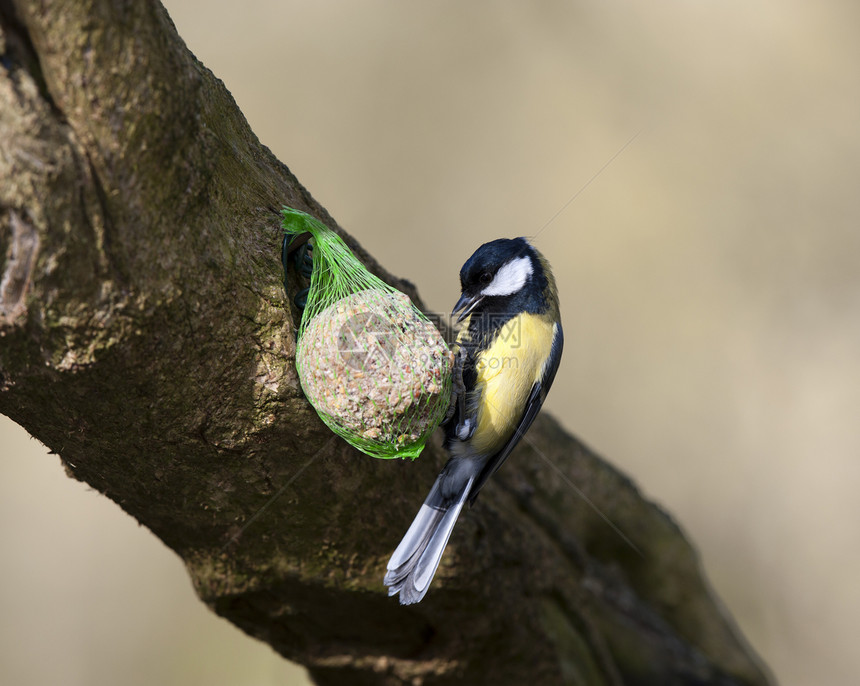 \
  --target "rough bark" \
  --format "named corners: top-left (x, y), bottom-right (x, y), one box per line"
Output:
top-left (0, 2), bottom-right (773, 685)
